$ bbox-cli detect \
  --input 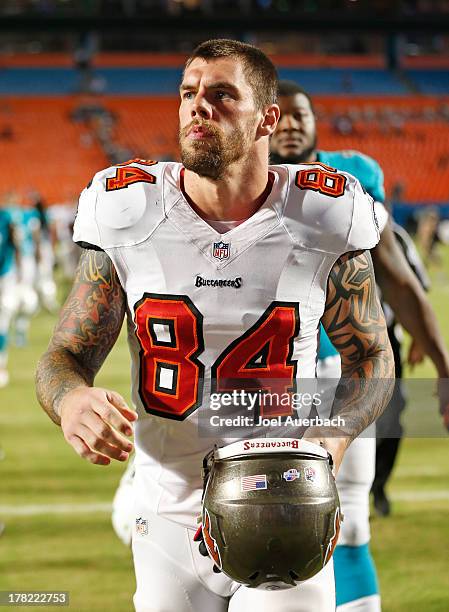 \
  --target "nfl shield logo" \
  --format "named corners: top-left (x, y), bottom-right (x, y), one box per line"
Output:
top-left (136, 517), bottom-right (148, 536)
top-left (213, 241), bottom-right (230, 260)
